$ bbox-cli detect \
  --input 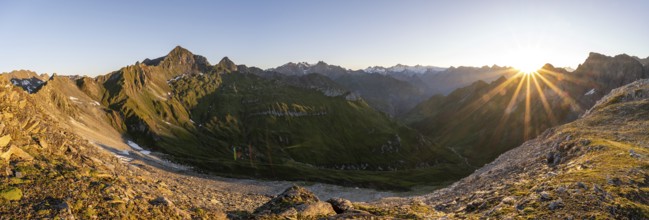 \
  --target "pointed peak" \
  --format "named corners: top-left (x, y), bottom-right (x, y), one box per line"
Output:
top-left (216, 56), bottom-right (237, 73)
top-left (167, 45), bottom-right (194, 57)
top-left (219, 56), bottom-right (234, 64)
